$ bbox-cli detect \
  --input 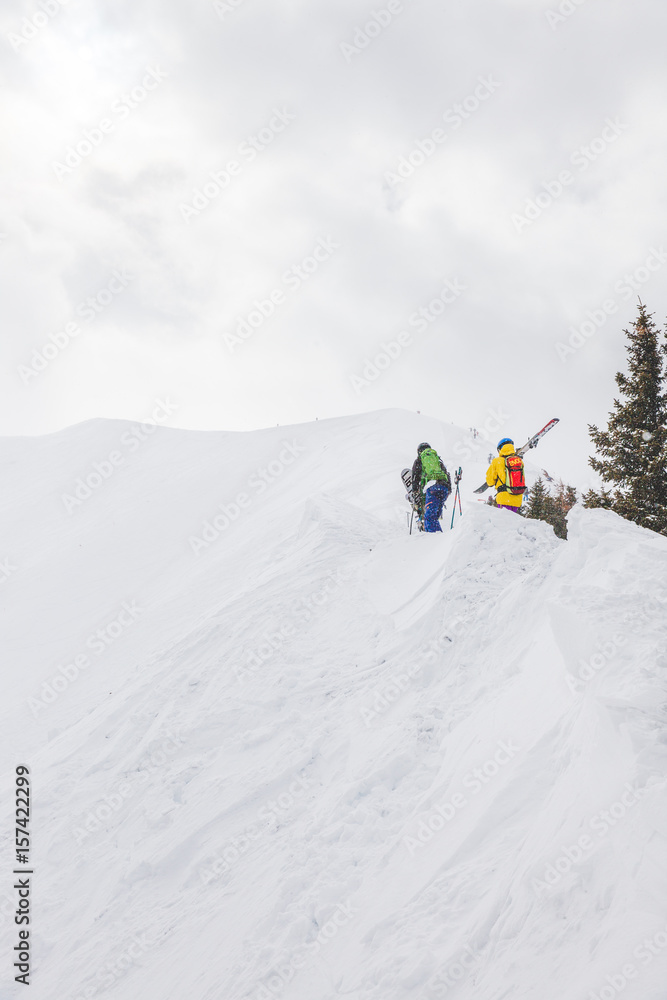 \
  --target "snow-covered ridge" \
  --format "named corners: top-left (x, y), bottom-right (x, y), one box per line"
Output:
top-left (1, 410), bottom-right (666, 1000)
